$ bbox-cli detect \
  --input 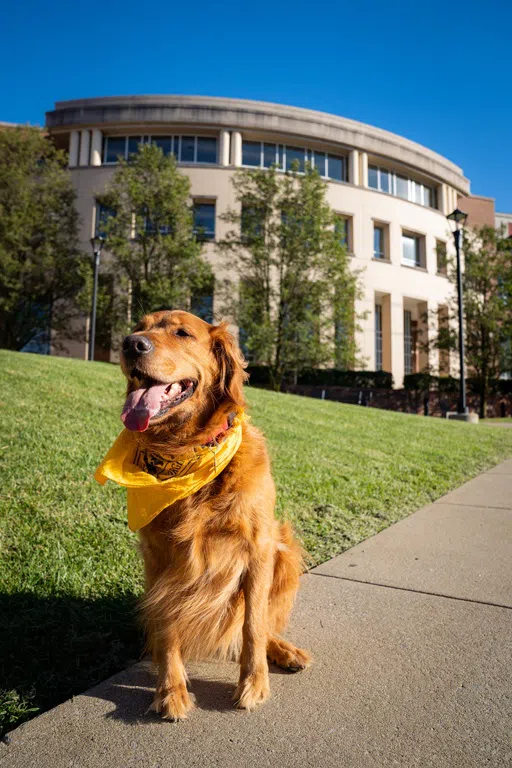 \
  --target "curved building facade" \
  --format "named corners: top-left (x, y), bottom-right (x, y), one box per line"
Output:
top-left (46, 95), bottom-right (470, 387)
